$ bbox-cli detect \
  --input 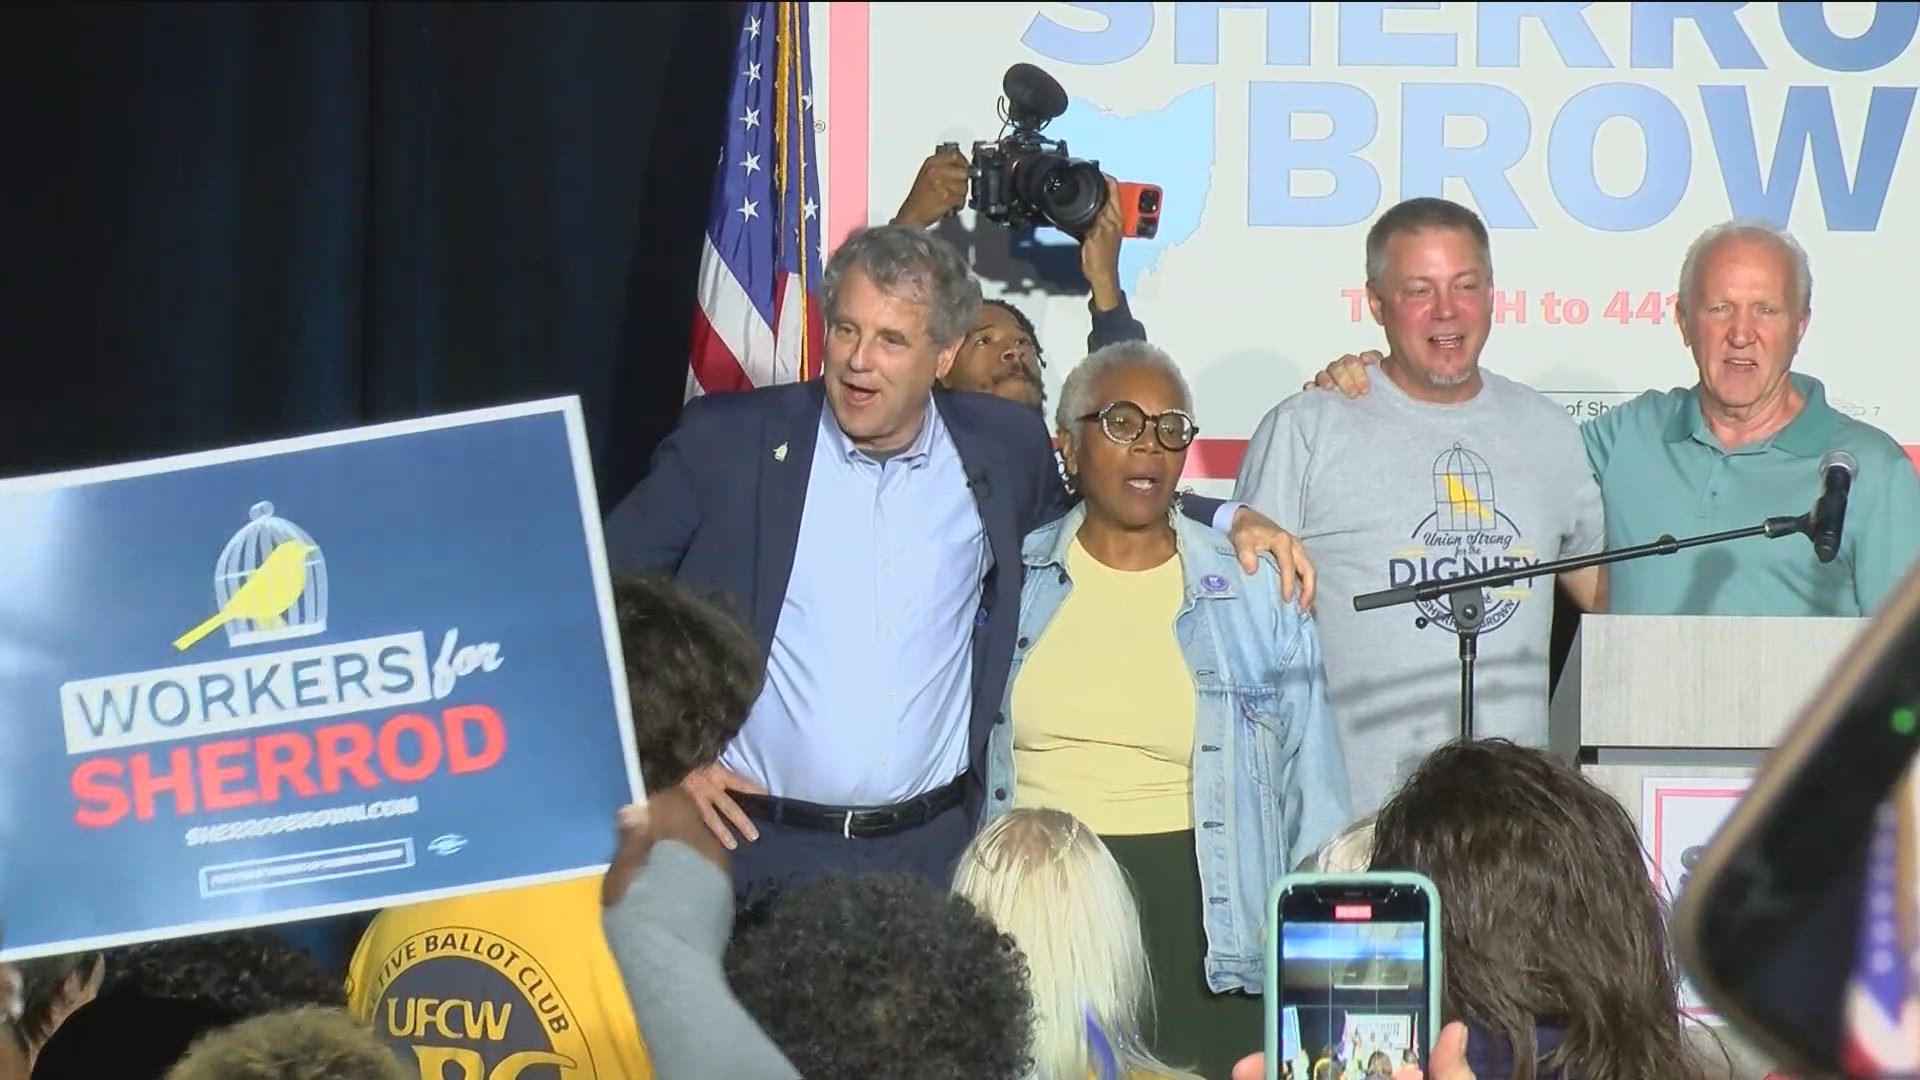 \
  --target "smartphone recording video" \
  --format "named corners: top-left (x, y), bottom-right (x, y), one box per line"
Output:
top-left (1267, 874), bottom-right (1441, 1080)
top-left (1678, 558), bottom-right (1920, 1078)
